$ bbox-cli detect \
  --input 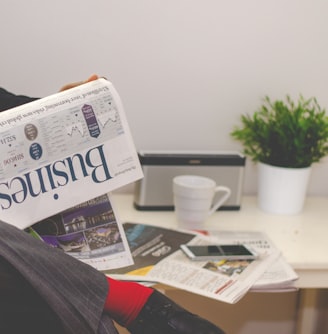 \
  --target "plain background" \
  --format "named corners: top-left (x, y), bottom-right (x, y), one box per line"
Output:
top-left (2, 2), bottom-right (327, 332)
top-left (2, 0), bottom-right (328, 196)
